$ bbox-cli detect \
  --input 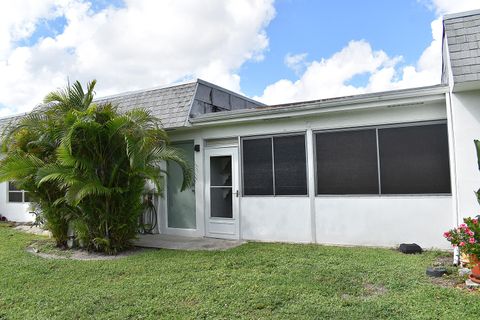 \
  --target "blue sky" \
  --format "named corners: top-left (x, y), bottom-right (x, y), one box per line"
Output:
top-left (240, 0), bottom-right (437, 96)
top-left (0, 0), bottom-right (478, 116)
